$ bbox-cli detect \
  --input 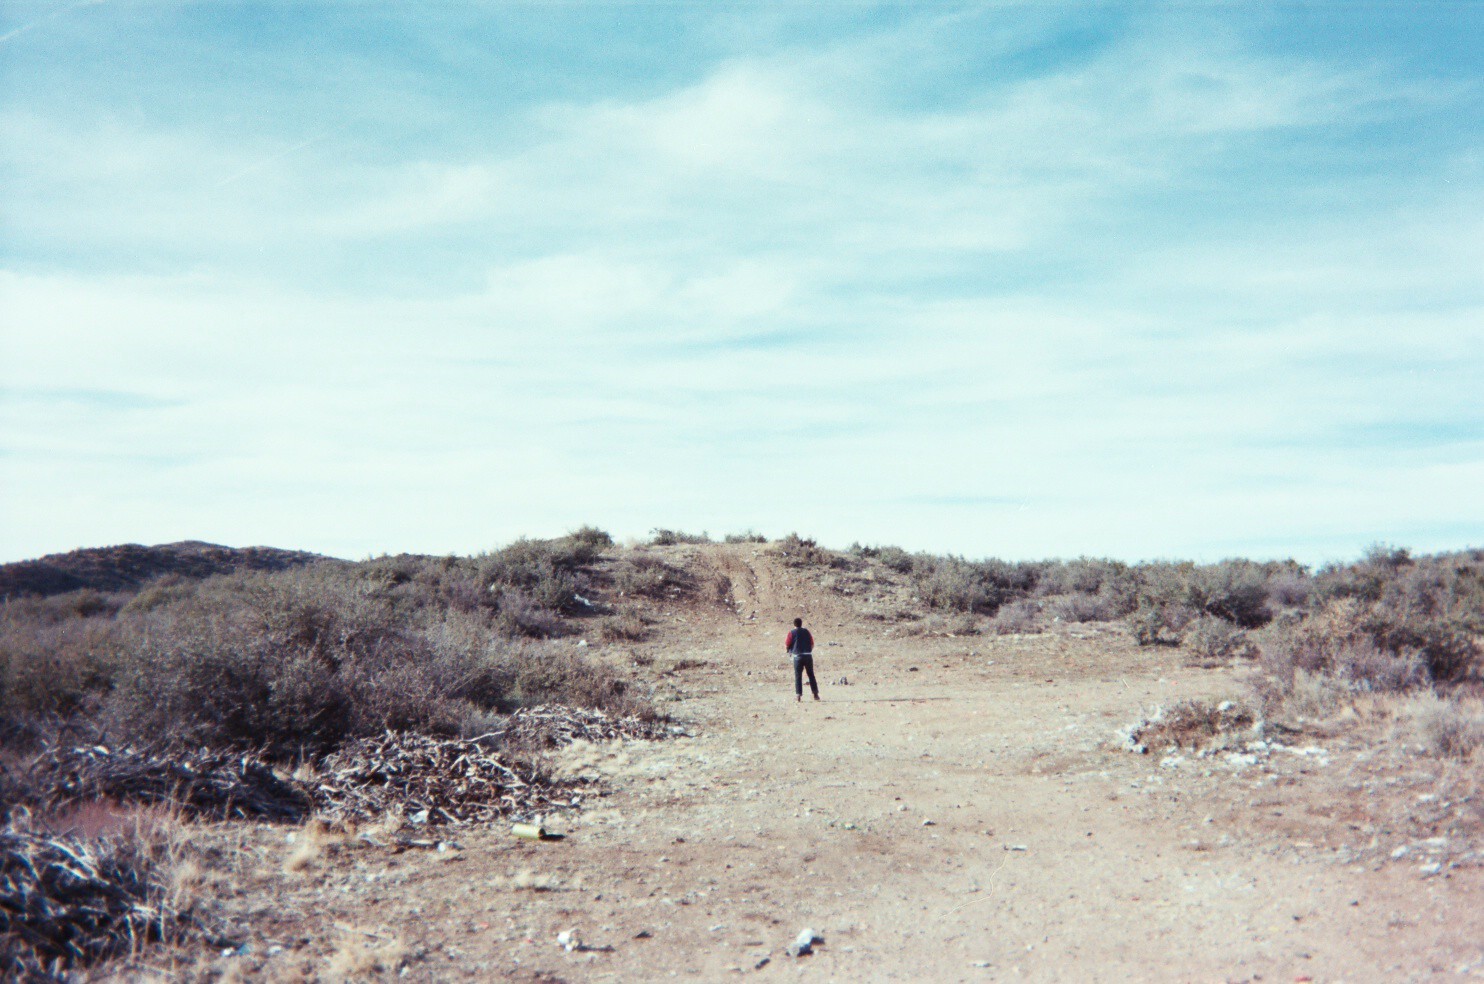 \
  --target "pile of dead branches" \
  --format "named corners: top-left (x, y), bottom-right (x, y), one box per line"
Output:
top-left (310, 731), bottom-right (584, 826)
top-left (22, 744), bottom-right (311, 823)
top-left (492, 704), bottom-right (678, 749)
top-left (0, 827), bottom-right (195, 982)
